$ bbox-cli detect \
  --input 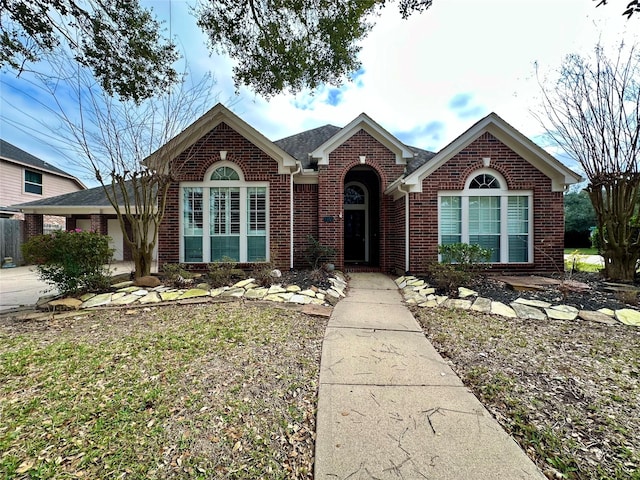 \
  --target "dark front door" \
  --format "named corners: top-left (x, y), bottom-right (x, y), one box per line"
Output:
top-left (344, 210), bottom-right (366, 263)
